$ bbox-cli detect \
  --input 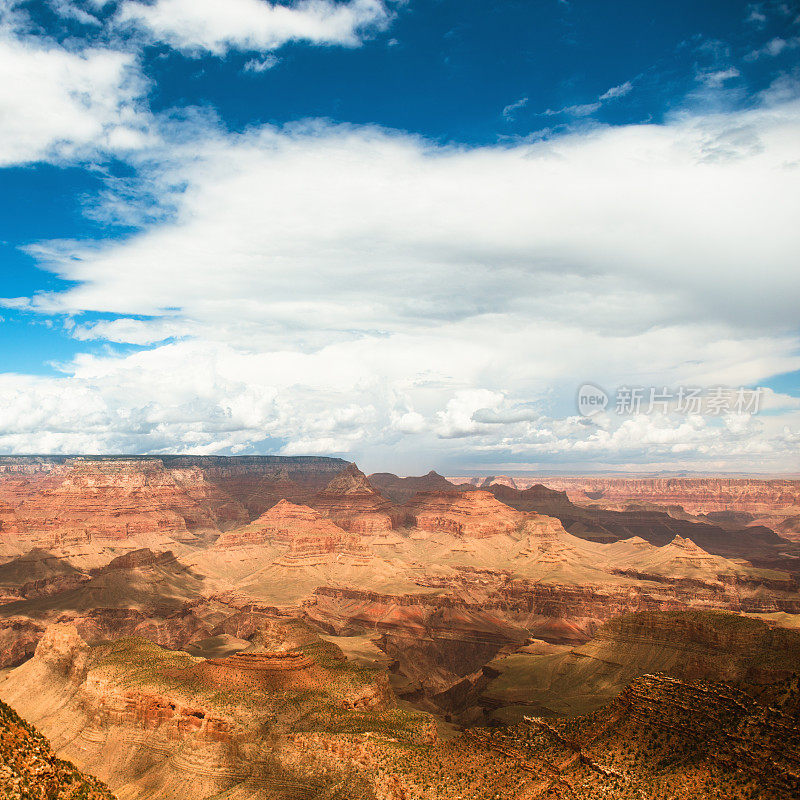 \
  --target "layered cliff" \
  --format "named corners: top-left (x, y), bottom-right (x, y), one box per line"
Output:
top-left (0, 549), bottom-right (214, 666)
top-left (185, 456), bottom-right (351, 518)
top-left (402, 490), bottom-right (525, 538)
top-left (0, 458), bottom-right (248, 550)
top-left (309, 464), bottom-right (400, 534)
top-left (526, 476), bottom-right (800, 542)
top-left (0, 456), bottom-right (355, 552)
top-left (540, 476), bottom-right (800, 512)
